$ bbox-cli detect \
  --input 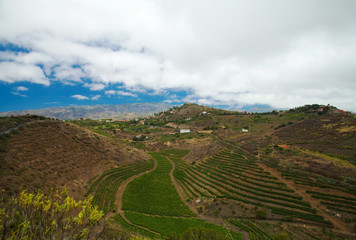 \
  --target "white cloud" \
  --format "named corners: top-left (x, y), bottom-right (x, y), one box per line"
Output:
top-left (11, 91), bottom-right (27, 97)
top-left (105, 90), bottom-right (137, 97)
top-left (54, 65), bottom-right (84, 83)
top-left (71, 94), bottom-right (101, 100)
top-left (91, 95), bottom-right (101, 100)
top-left (104, 90), bottom-right (116, 95)
top-left (1, 0), bottom-right (356, 110)
top-left (16, 86), bottom-right (29, 91)
top-left (0, 61), bottom-right (49, 85)
top-left (84, 83), bottom-right (106, 91)
top-left (71, 95), bottom-right (88, 100)
top-left (116, 91), bottom-right (137, 97)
